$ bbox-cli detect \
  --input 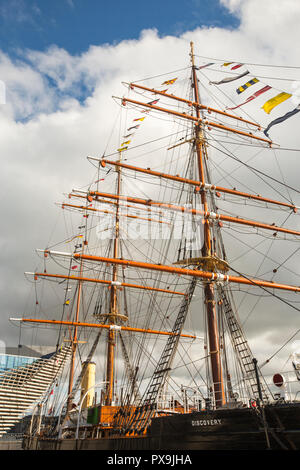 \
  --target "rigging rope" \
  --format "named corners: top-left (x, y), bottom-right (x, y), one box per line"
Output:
top-left (228, 264), bottom-right (300, 367)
